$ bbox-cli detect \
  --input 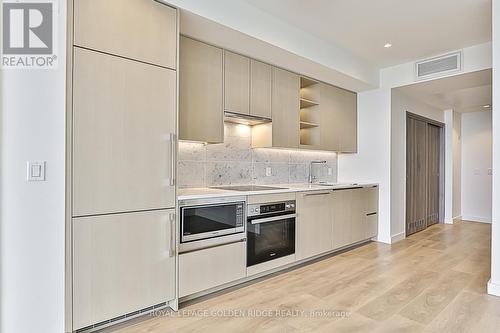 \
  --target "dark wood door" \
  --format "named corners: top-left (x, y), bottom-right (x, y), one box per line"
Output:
top-left (406, 117), bottom-right (428, 235)
top-left (427, 124), bottom-right (441, 226)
